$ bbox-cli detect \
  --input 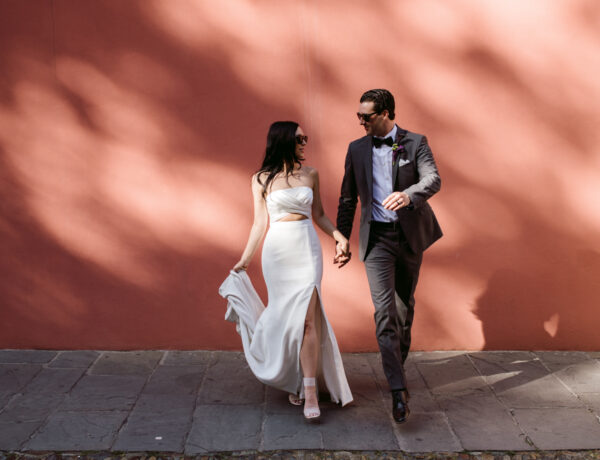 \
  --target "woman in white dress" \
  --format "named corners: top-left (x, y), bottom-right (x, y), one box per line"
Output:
top-left (230, 121), bottom-right (353, 421)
